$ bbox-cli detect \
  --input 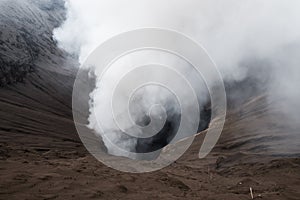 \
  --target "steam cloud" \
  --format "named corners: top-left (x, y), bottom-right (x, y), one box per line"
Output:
top-left (54, 0), bottom-right (300, 158)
